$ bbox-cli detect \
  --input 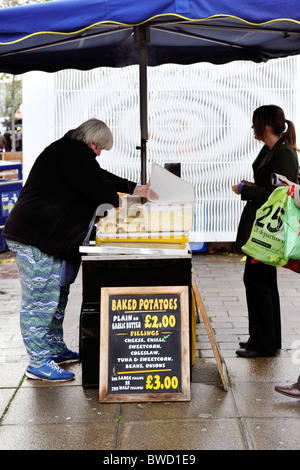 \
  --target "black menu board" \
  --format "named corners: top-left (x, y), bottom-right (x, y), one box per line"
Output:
top-left (99, 286), bottom-right (190, 402)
